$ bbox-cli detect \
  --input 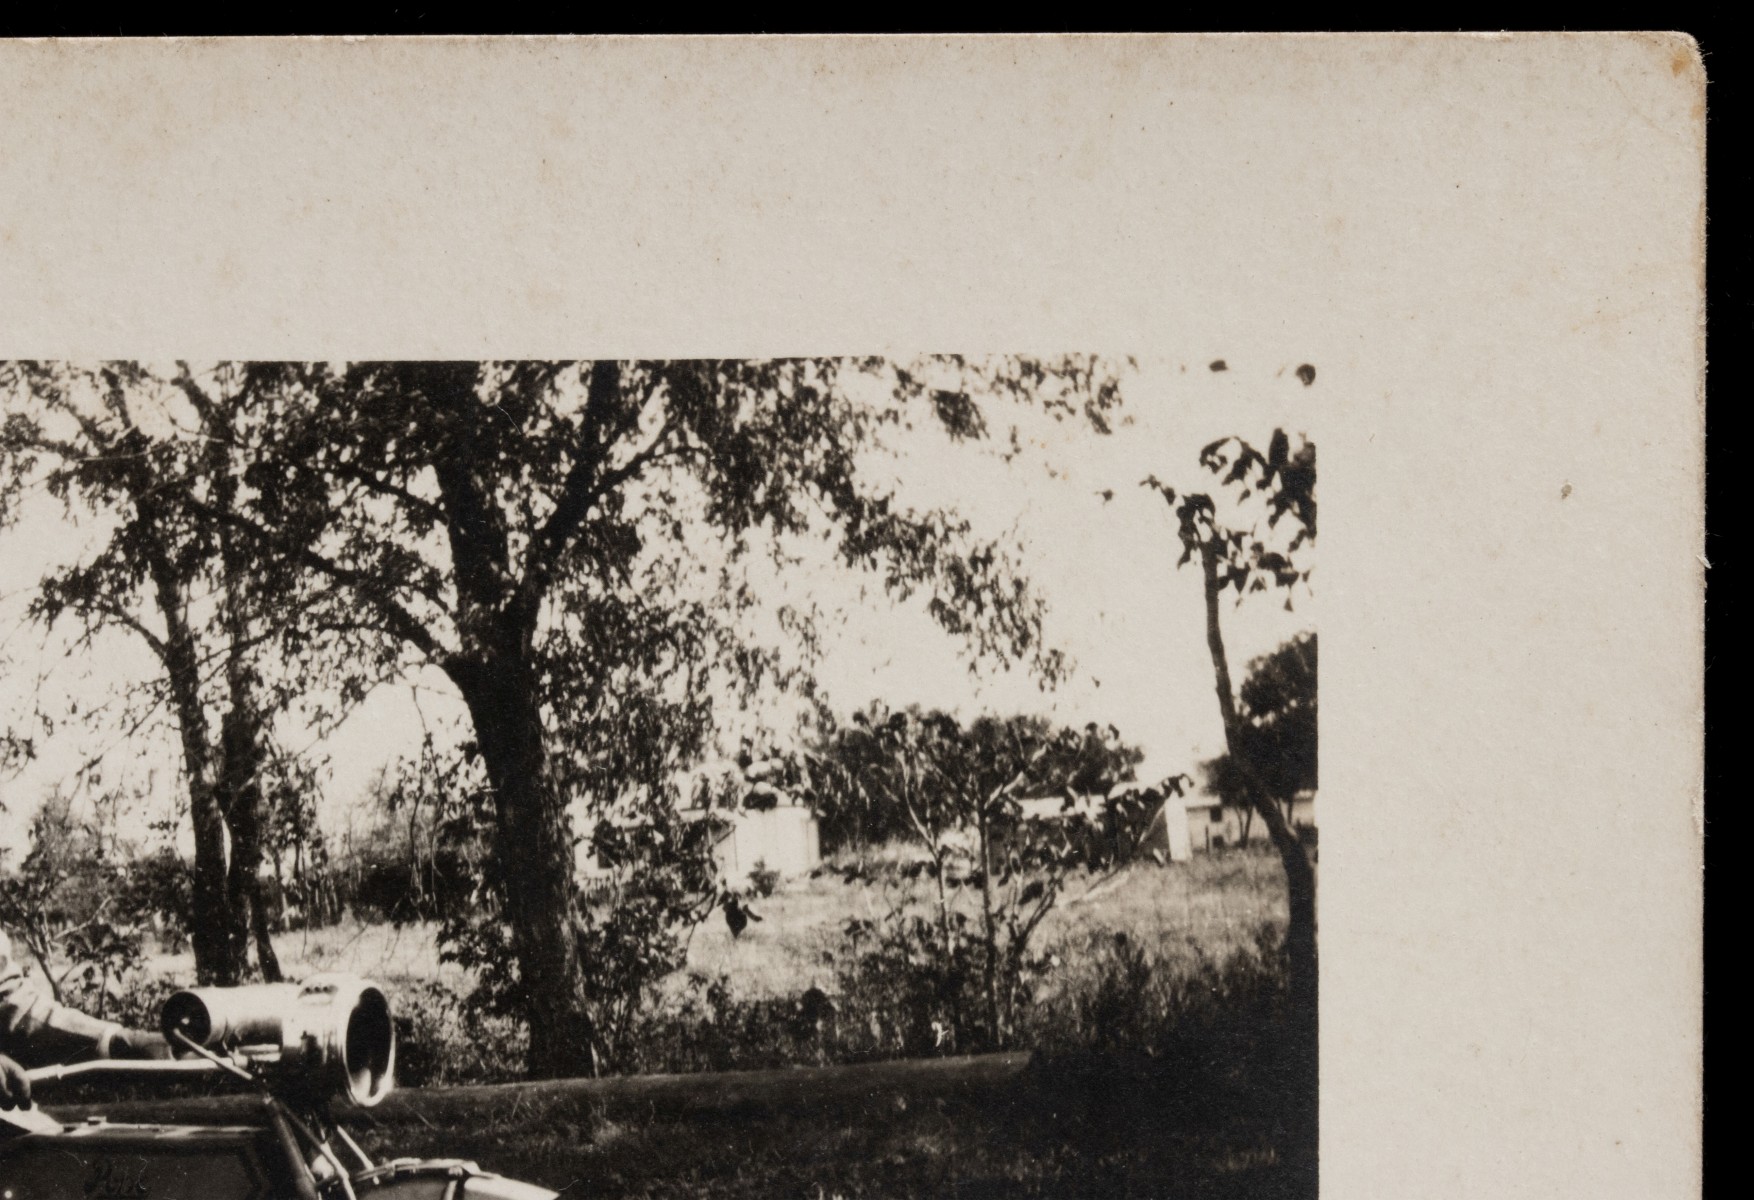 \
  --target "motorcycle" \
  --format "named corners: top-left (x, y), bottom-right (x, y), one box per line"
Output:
top-left (1, 974), bottom-right (557, 1199)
